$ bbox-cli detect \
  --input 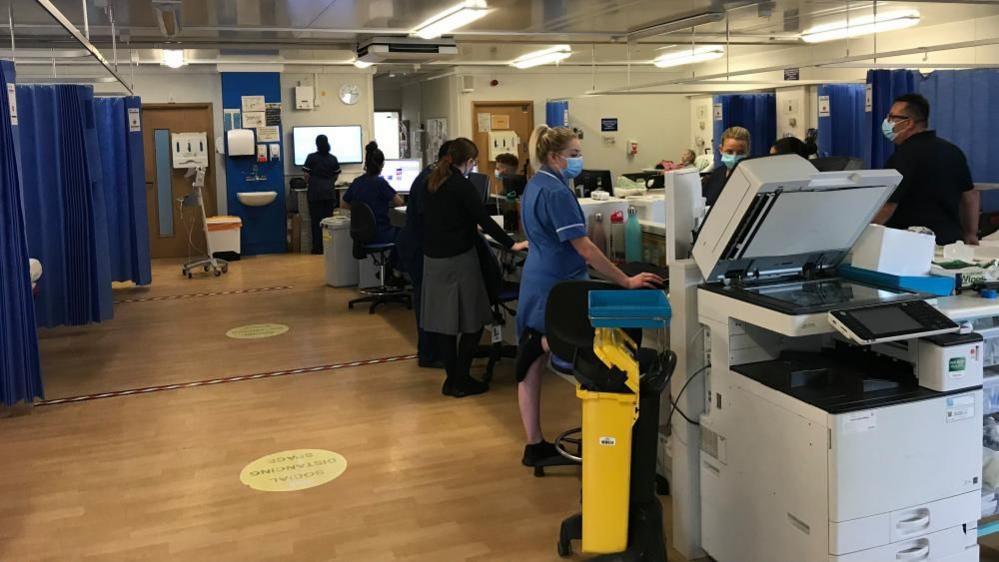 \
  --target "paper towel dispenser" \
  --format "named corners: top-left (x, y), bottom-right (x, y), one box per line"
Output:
top-left (227, 129), bottom-right (255, 157)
